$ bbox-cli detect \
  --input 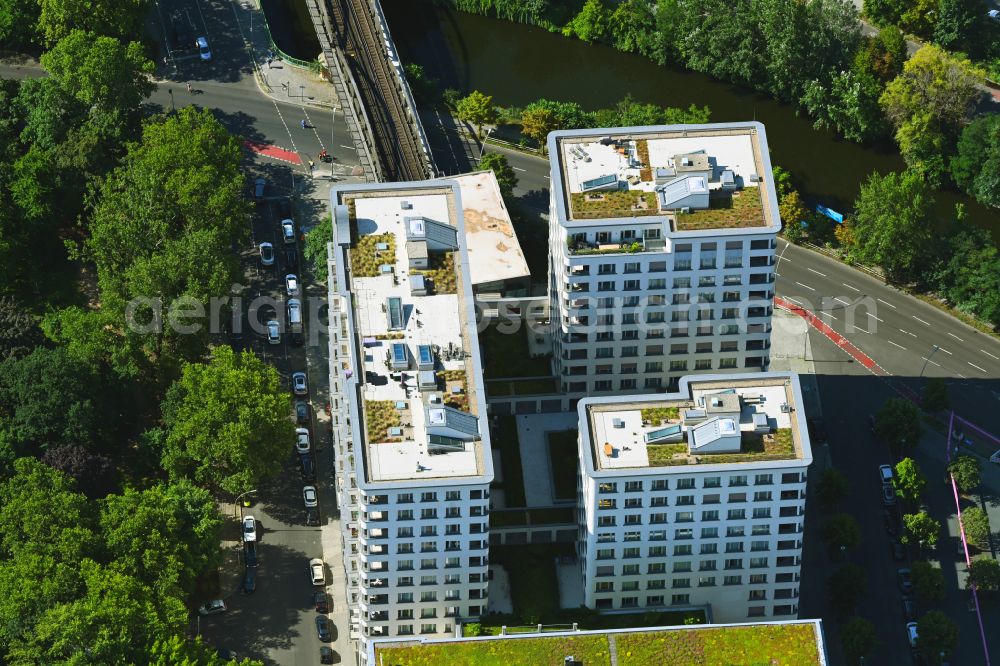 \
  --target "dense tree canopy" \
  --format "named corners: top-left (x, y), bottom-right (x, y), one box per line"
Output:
top-left (935, 228), bottom-right (1000, 326)
top-left (951, 115), bottom-right (1000, 209)
top-left (37, 0), bottom-right (150, 45)
top-left (161, 346), bottom-right (295, 494)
